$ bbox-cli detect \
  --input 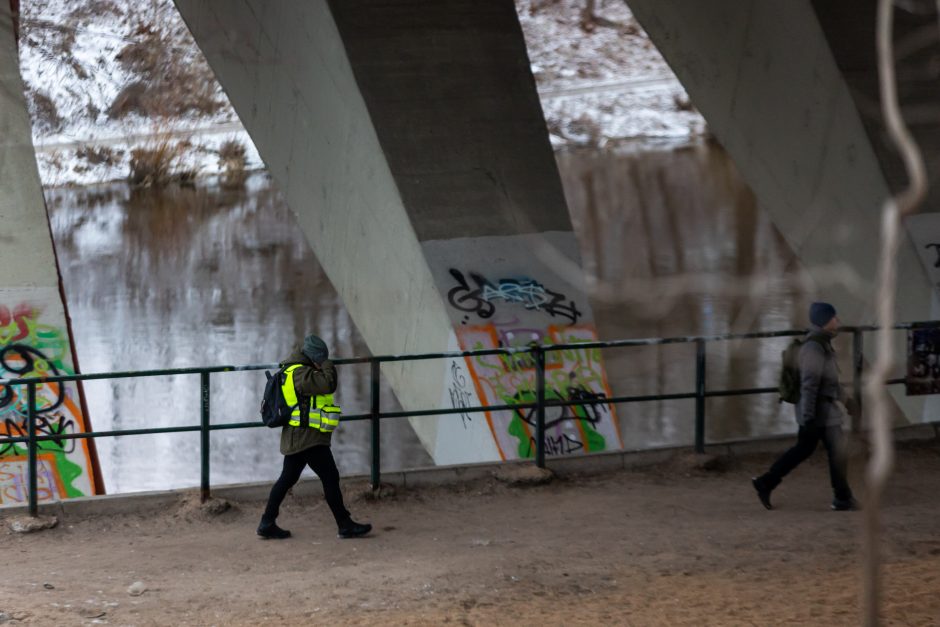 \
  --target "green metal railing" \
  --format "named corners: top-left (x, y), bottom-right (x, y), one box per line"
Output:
top-left (1, 321), bottom-right (934, 516)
